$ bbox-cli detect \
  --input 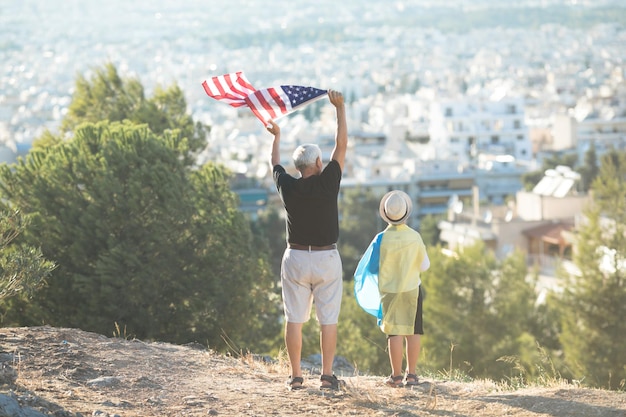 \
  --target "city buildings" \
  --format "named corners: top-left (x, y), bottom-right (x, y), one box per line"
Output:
top-left (1, 2), bottom-right (625, 285)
